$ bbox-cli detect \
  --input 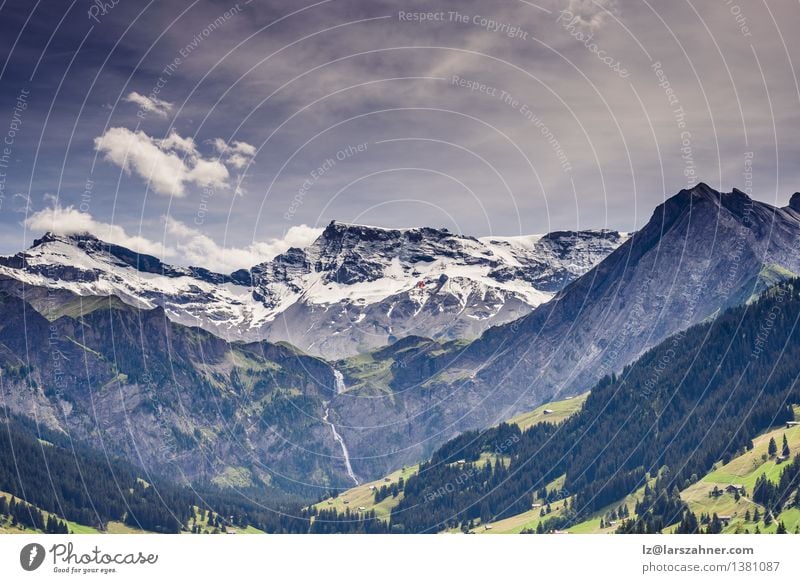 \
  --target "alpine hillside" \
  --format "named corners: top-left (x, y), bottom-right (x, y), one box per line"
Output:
top-left (0, 287), bottom-right (352, 498)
